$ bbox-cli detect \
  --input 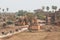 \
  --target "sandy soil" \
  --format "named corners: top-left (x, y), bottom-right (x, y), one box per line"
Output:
top-left (0, 32), bottom-right (60, 40)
